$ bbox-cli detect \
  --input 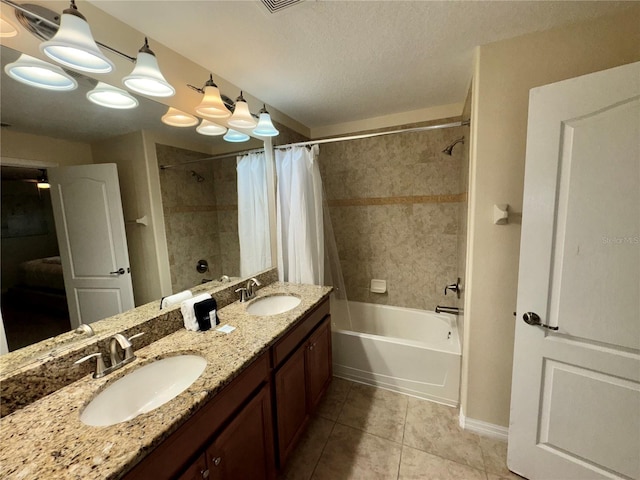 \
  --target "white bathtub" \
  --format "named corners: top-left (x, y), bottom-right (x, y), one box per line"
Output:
top-left (331, 301), bottom-right (461, 406)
